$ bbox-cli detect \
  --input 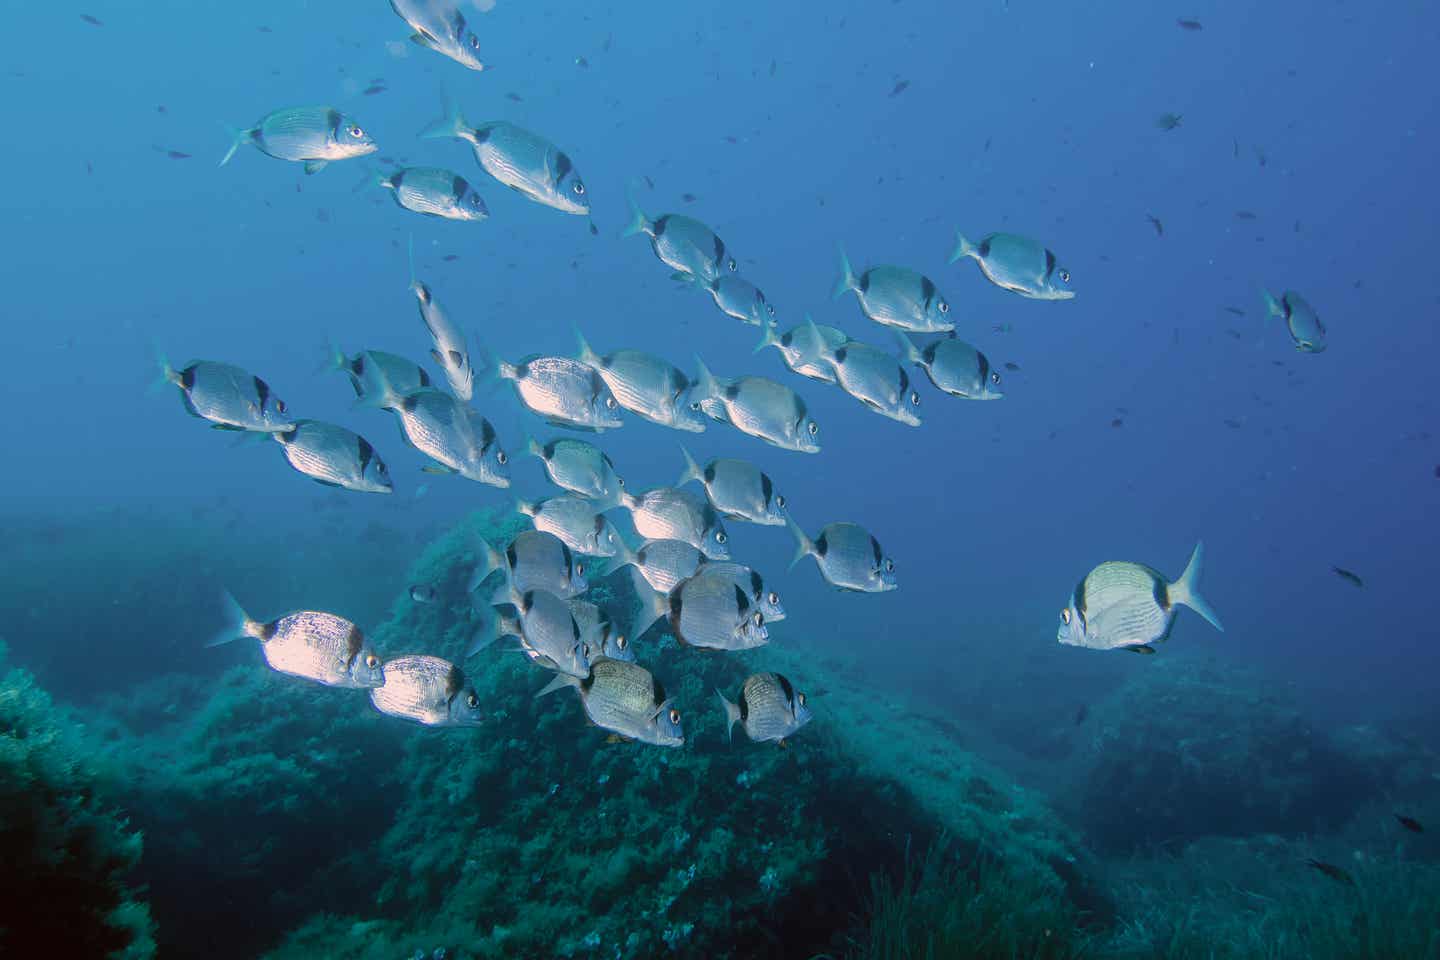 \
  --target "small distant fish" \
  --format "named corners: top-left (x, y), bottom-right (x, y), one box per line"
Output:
top-left (1261, 289), bottom-right (1326, 353)
top-left (889, 79), bottom-right (910, 97)
top-left (506, 92), bottom-right (523, 102)
top-left (167, 150), bottom-right (191, 160)
top-left (575, 56), bottom-right (589, 68)
top-left (1304, 859), bottom-right (1355, 887)
top-left (1110, 418), bottom-right (1123, 428)
top-left (363, 85), bottom-right (387, 96)
top-left (80, 13), bottom-right (103, 26)
top-left (442, 254), bottom-right (458, 262)
top-left (1395, 814), bottom-right (1424, 834)
top-left (1059, 543), bottom-right (1224, 653)
top-left (1235, 210), bottom-right (1257, 221)
top-left (1155, 113), bottom-right (1183, 131)
top-left (1146, 214), bottom-right (1164, 237)
top-left (1223, 418), bottom-right (1242, 429)
top-left (1074, 704), bottom-right (1088, 726)
top-left (681, 192), bottom-right (696, 203)
top-left (1224, 306), bottom-right (1246, 316)
top-left (157, 105), bottom-right (167, 114)
top-left (410, 584), bottom-right (437, 603)
top-left (769, 59), bottom-right (777, 76)
top-left (1331, 567), bottom-right (1364, 588)
top-left (258, 25), bottom-right (272, 33)
top-left (1176, 17), bottom-right (1203, 30)
top-left (1003, 362), bottom-right (1020, 372)
top-left (642, 175), bottom-right (654, 189)
top-left (717, 673), bottom-right (812, 745)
